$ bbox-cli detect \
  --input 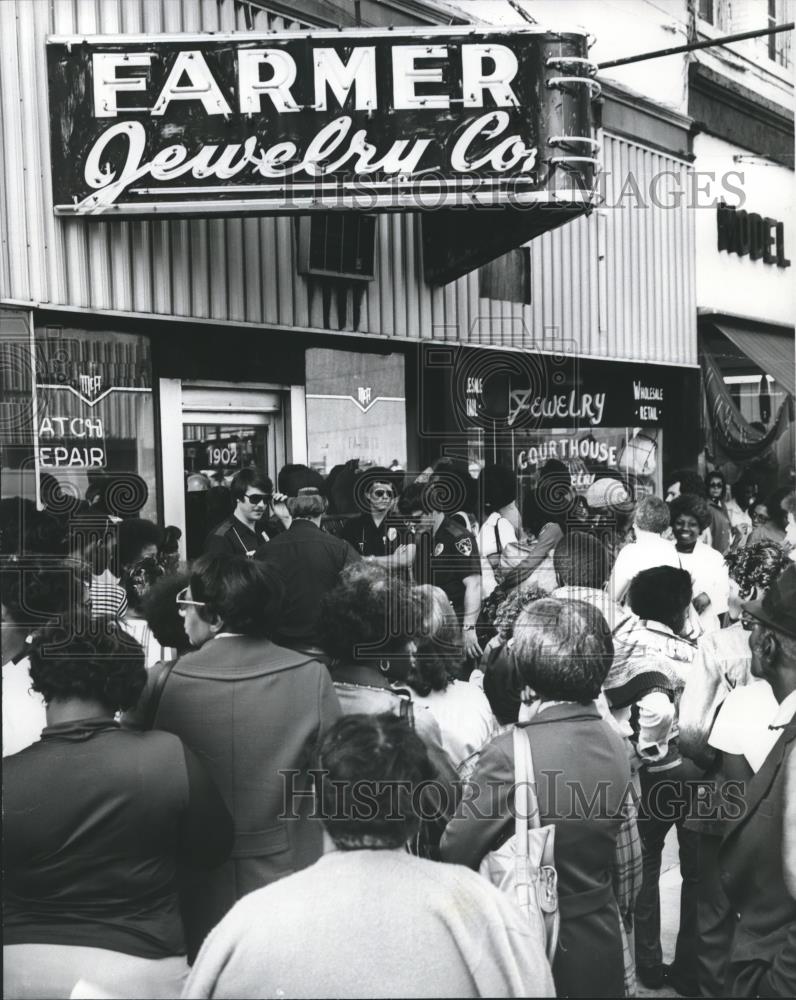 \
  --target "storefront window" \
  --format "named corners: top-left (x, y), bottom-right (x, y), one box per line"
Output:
top-left (512, 427), bottom-right (662, 500)
top-left (305, 348), bottom-right (407, 475)
top-left (1, 308), bottom-right (37, 514)
top-left (1, 323), bottom-right (158, 522)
